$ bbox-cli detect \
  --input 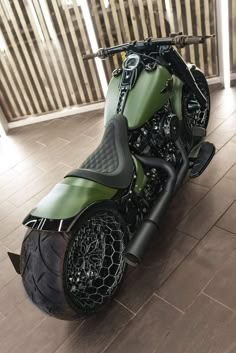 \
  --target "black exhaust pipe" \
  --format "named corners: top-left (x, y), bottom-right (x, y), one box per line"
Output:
top-left (125, 138), bottom-right (188, 266)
